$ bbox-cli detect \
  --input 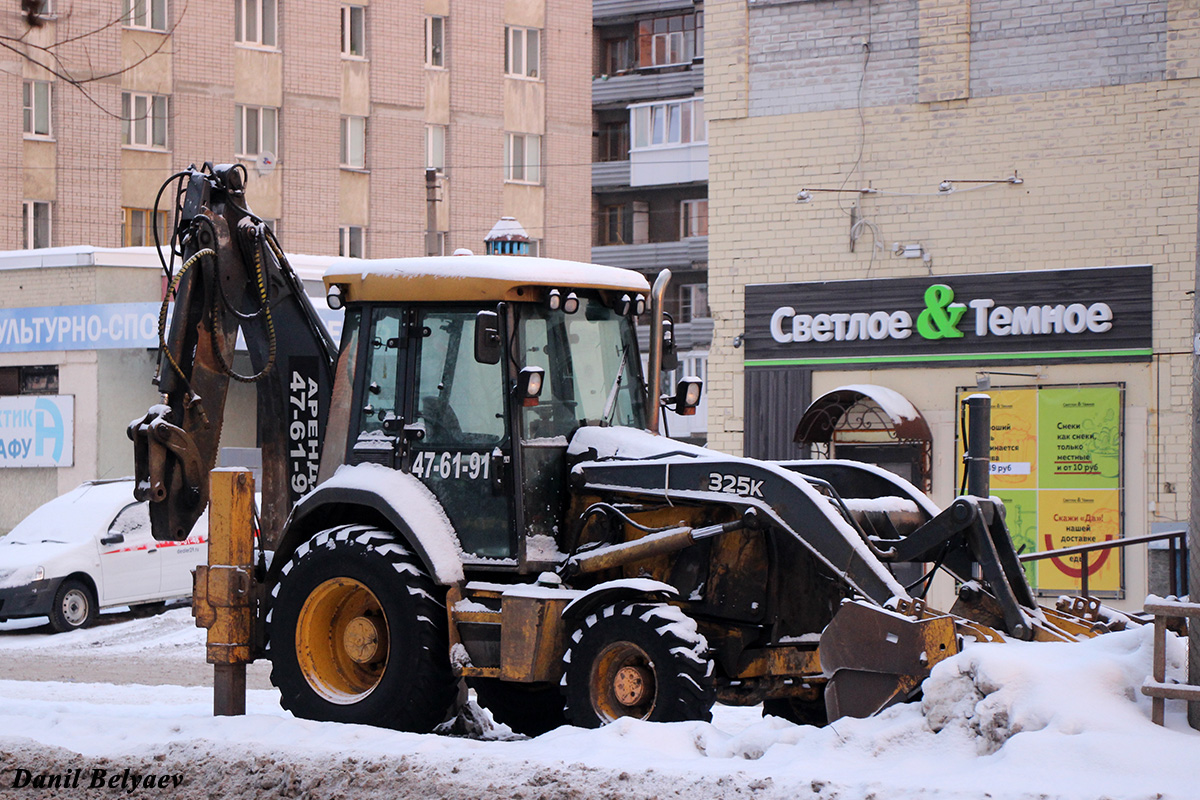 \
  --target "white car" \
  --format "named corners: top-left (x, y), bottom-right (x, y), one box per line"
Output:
top-left (0, 479), bottom-right (208, 632)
